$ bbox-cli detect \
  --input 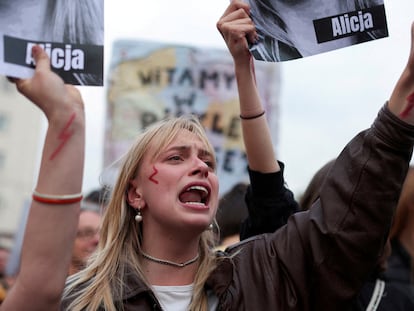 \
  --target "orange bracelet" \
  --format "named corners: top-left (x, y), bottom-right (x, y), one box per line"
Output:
top-left (32, 190), bottom-right (83, 205)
